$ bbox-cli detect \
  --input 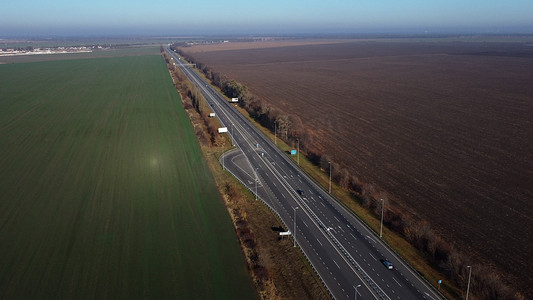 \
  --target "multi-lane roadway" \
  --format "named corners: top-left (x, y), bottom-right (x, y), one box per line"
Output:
top-left (166, 47), bottom-right (442, 300)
